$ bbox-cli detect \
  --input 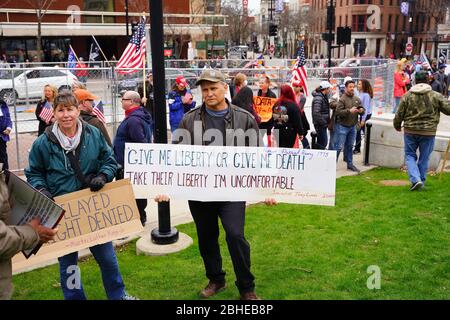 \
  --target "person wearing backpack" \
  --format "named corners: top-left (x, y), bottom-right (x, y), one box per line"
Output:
top-left (113, 91), bottom-right (153, 226)
top-left (272, 84), bottom-right (304, 148)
